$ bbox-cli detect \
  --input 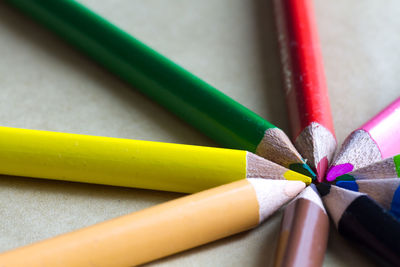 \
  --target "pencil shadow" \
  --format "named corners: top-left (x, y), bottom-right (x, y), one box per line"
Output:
top-left (0, 174), bottom-right (183, 205)
top-left (251, 0), bottom-right (290, 133)
top-left (0, 174), bottom-right (183, 253)
top-left (0, 2), bottom-right (216, 146)
top-left (326, 223), bottom-right (377, 267)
